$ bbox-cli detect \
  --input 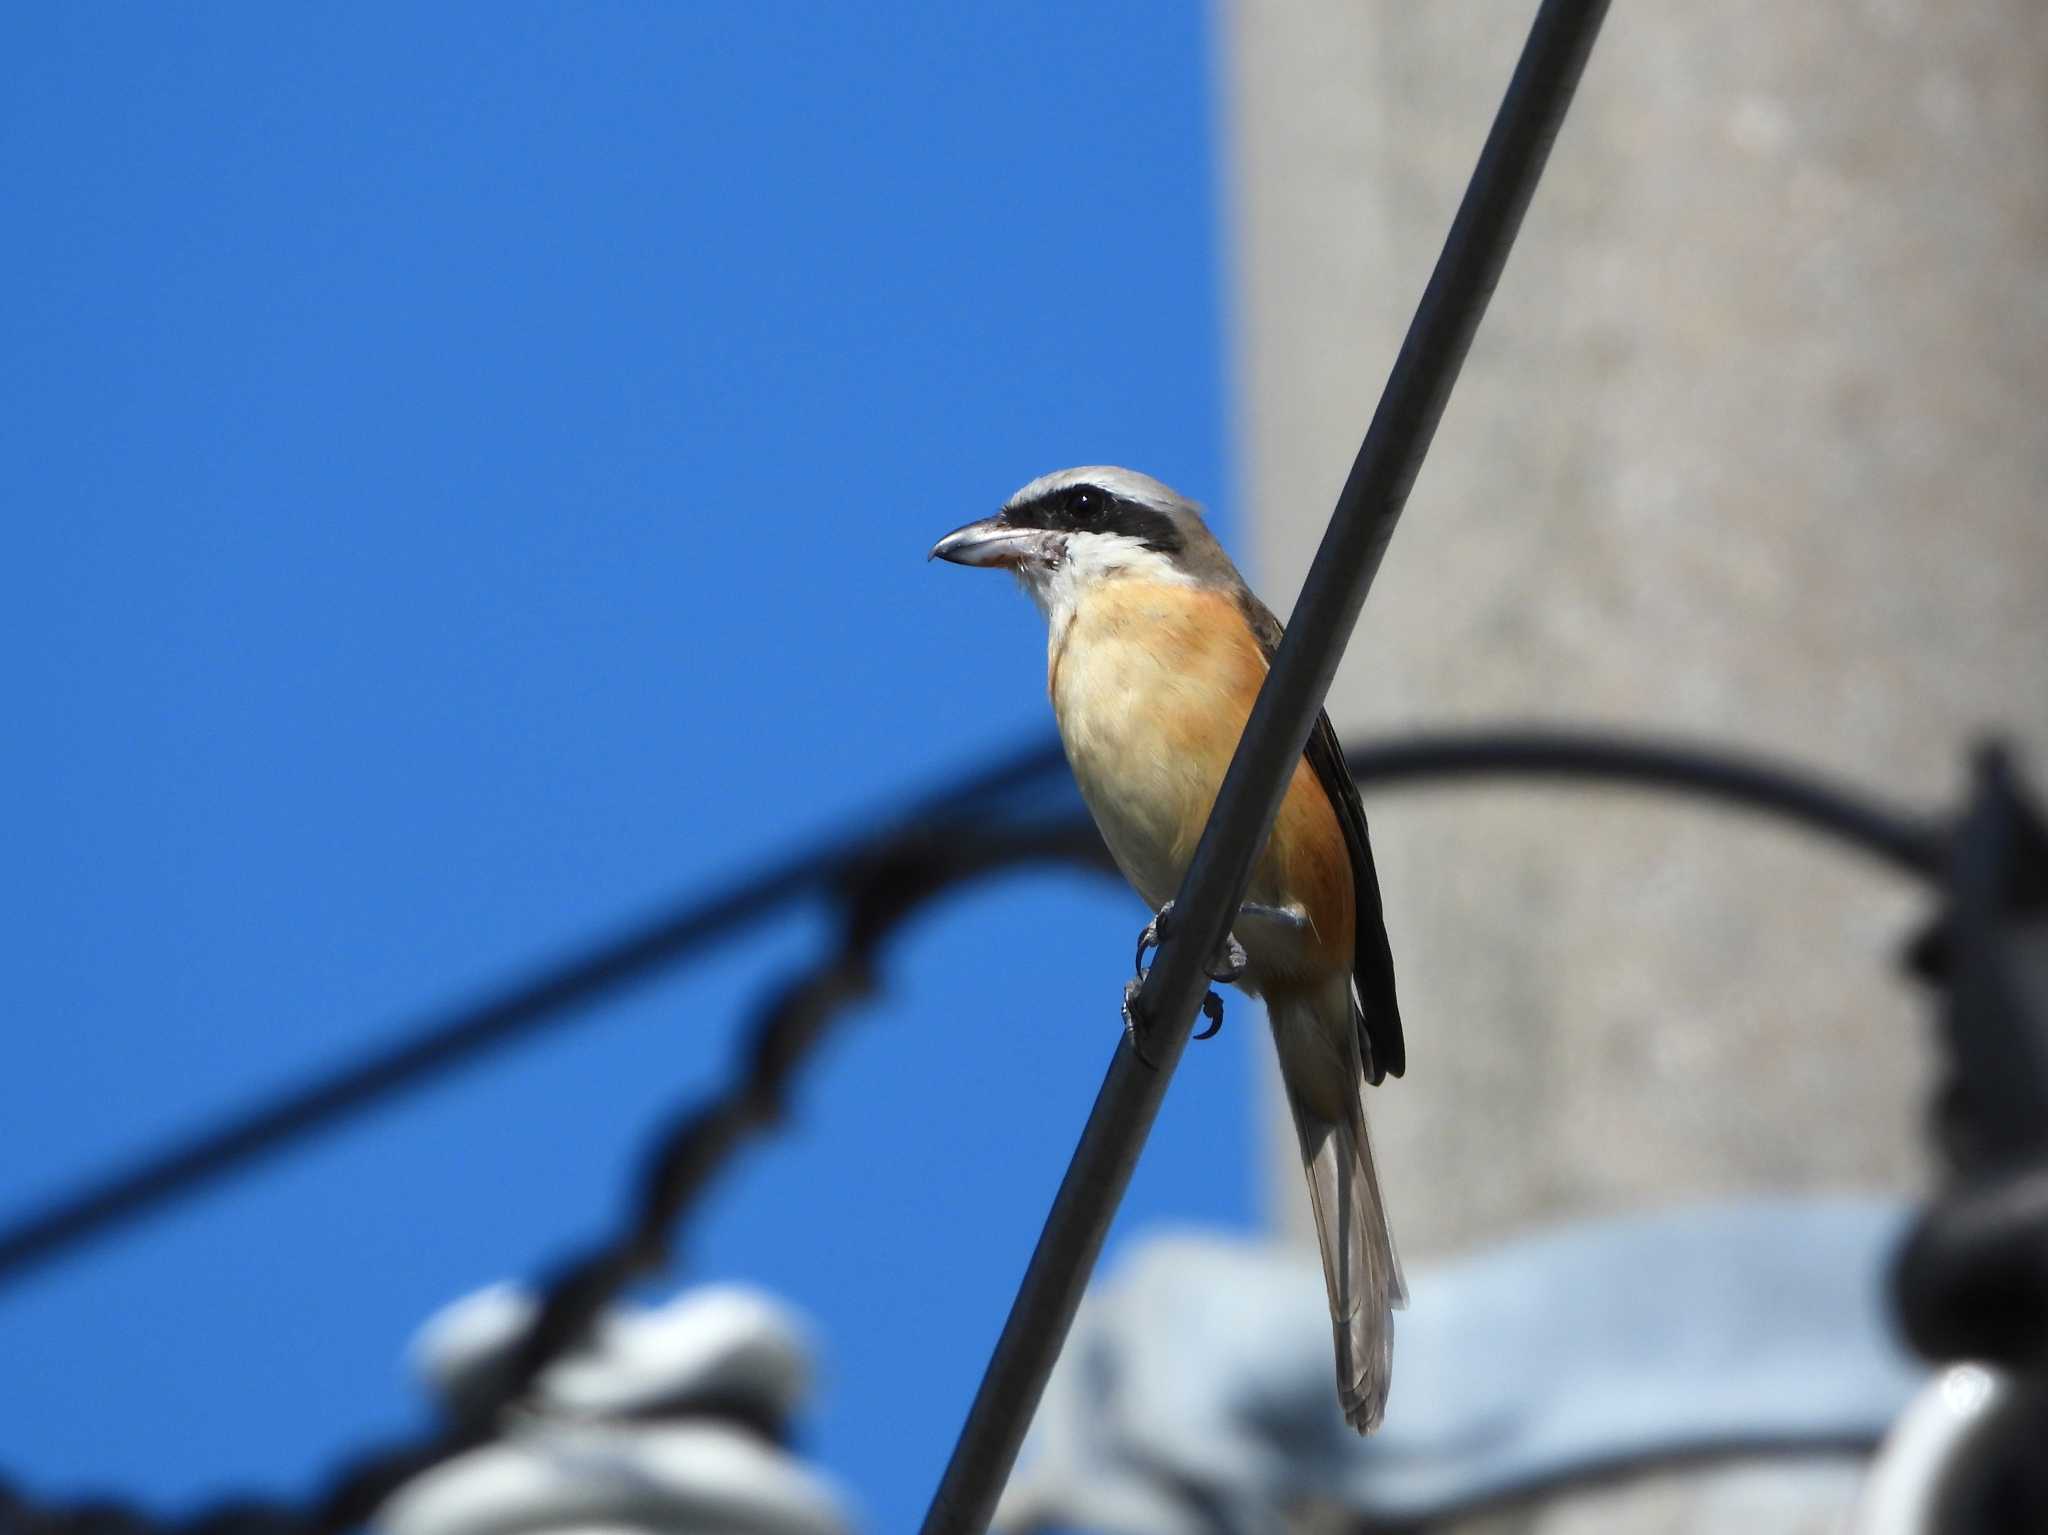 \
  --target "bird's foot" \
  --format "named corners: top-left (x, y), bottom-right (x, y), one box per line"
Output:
top-left (1123, 977), bottom-right (1227, 1064)
top-left (1207, 936), bottom-right (1249, 985)
top-left (1133, 903), bottom-right (1172, 977)
top-left (1134, 900), bottom-right (1250, 985)
top-left (1129, 901), bottom-right (1238, 1057)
